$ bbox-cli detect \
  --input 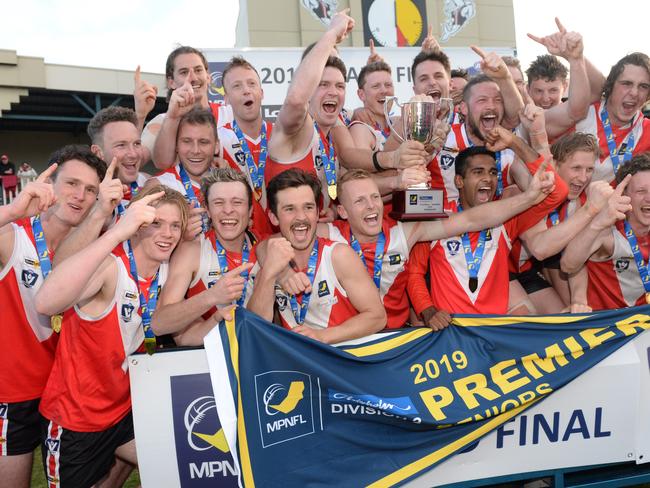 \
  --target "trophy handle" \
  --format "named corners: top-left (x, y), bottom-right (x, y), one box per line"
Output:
top-left (439, 97), bottom-right (455, 125)
top-left (383, 96), bottom-right (404, 143)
